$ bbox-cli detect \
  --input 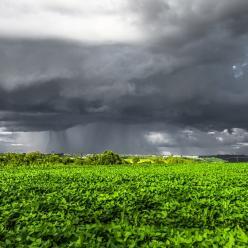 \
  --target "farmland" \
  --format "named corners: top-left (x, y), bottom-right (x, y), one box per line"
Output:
top-left (0, 162), bottom-right (248, 247)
